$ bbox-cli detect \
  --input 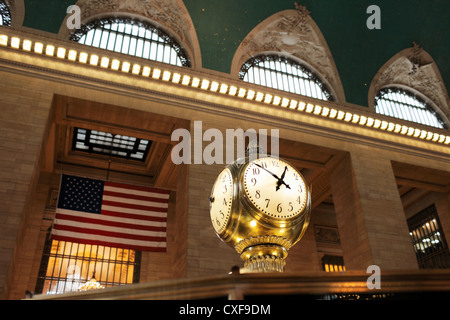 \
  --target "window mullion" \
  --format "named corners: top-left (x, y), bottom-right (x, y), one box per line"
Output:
top-left (72, 18), bottom-right (190, 67)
